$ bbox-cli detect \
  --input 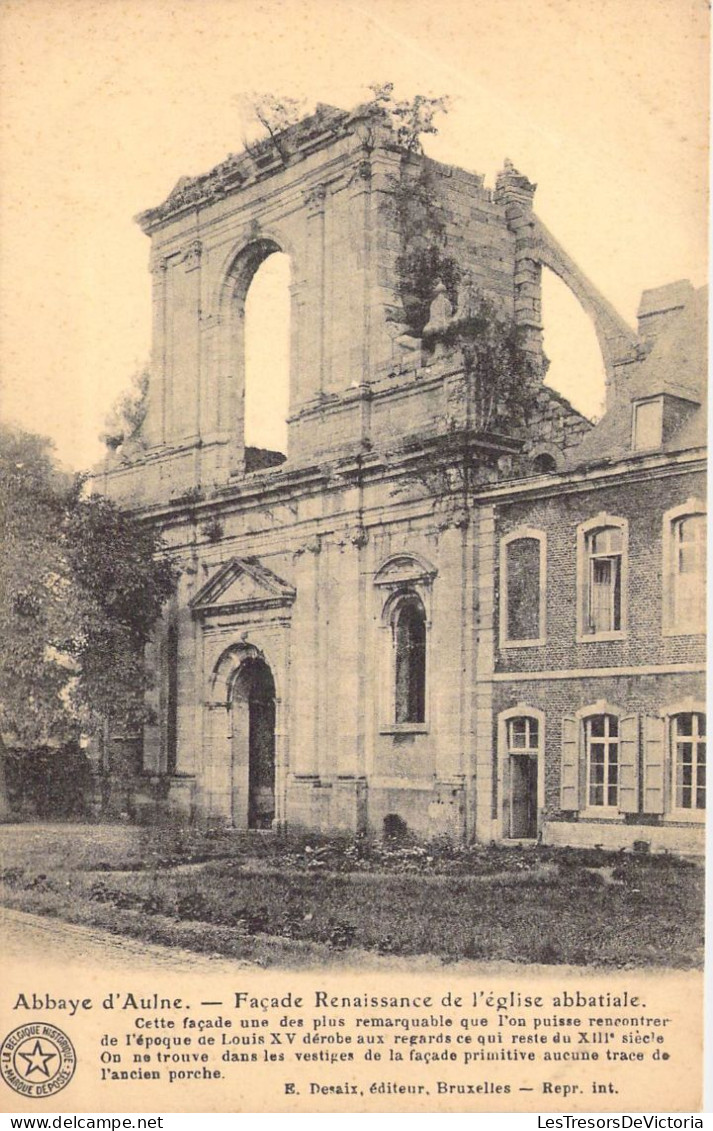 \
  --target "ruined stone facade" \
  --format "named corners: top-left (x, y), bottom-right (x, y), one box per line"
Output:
top-left (97, 103), bottom-right (705, 850)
